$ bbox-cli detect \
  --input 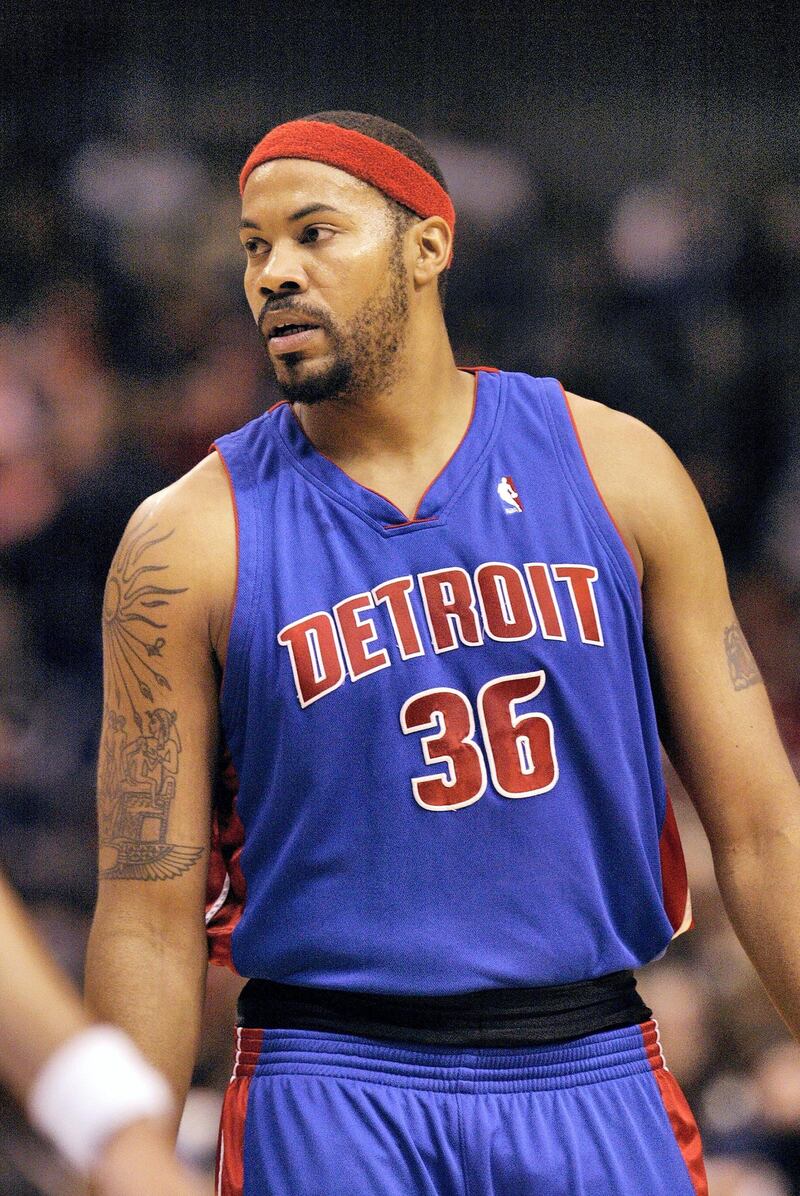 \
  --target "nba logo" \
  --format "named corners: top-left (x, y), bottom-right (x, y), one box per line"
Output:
top-left (497, 476), bottom-right (523, 514)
